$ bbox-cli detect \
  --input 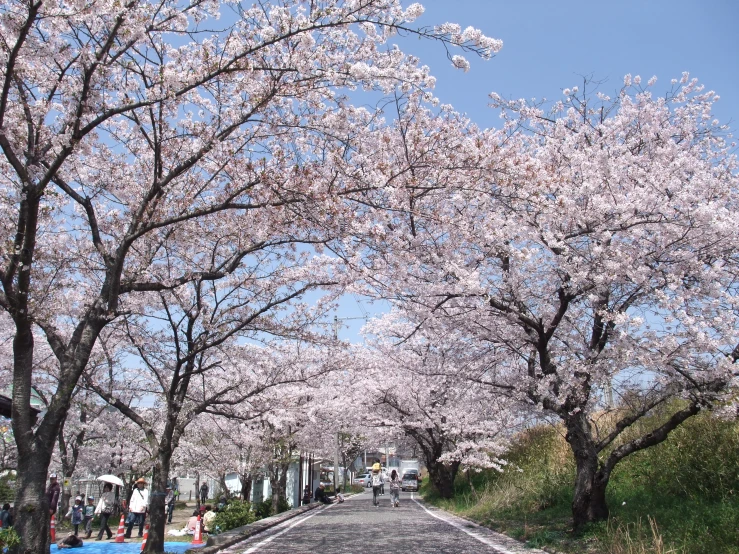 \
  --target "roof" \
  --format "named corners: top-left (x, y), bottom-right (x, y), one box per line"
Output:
top-left (0, 395), bottom-right (41, 422)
